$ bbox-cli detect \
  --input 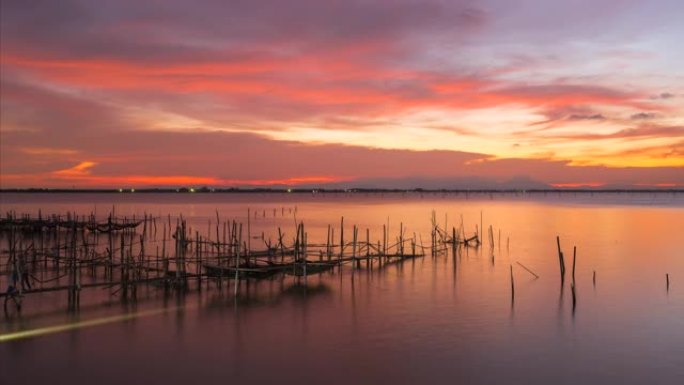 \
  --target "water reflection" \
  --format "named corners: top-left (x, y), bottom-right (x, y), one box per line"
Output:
top-left (1, 192), bottom-right (683, 384)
